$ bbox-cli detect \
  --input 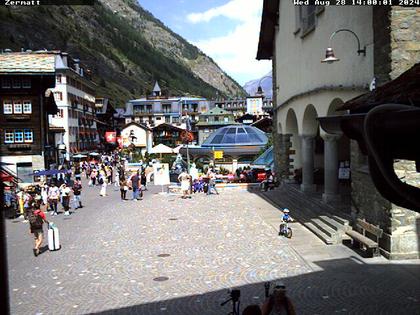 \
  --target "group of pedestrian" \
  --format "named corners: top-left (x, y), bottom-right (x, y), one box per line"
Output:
top-left (118, 168), bottom-right (147, 201)
top-left (178, 167), bottom-right (220, 198)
